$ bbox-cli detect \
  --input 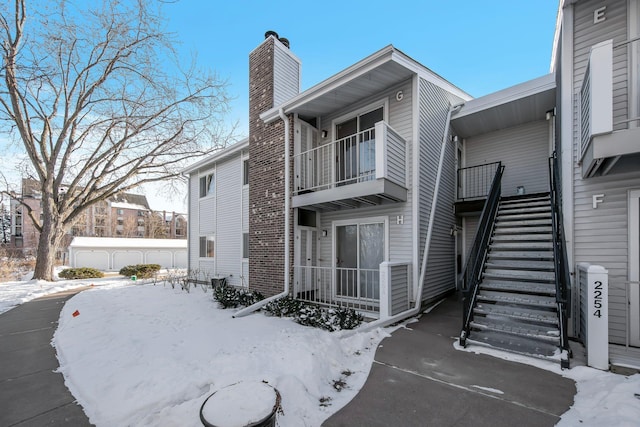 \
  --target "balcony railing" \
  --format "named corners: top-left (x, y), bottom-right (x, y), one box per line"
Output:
top-left (580, 40), bottom-right (613, 158)
top-left (293, 261), bottom-right (411, 318)
top-left (456, 162), bottom-right (502, 201)
top-left (294, 121), bottom-right (406, 195)
top-left (580, 38), bottom-right (640, 176)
